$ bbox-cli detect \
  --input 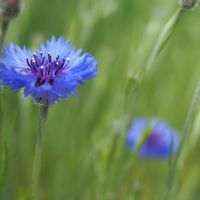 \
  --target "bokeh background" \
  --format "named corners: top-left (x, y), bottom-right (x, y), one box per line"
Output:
top-left (1, 0), bottom-right (200, 199)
